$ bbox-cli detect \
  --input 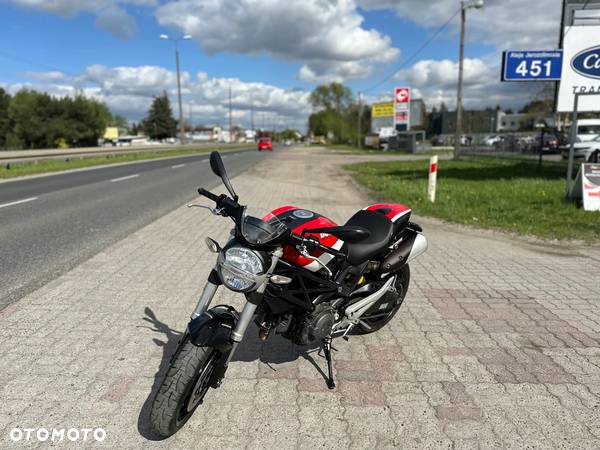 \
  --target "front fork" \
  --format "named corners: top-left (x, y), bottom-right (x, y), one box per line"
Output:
top-left (189, 248), bottom-right (283, 367)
